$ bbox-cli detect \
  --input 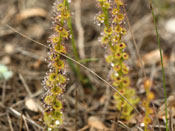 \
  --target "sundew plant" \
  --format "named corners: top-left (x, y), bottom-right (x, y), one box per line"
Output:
top-left (42, 0), bottom-right (71, 130)
top-left (38, 0), bottom-right (169, 130)
top-left (95, 0), bottom-right (139, 120)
